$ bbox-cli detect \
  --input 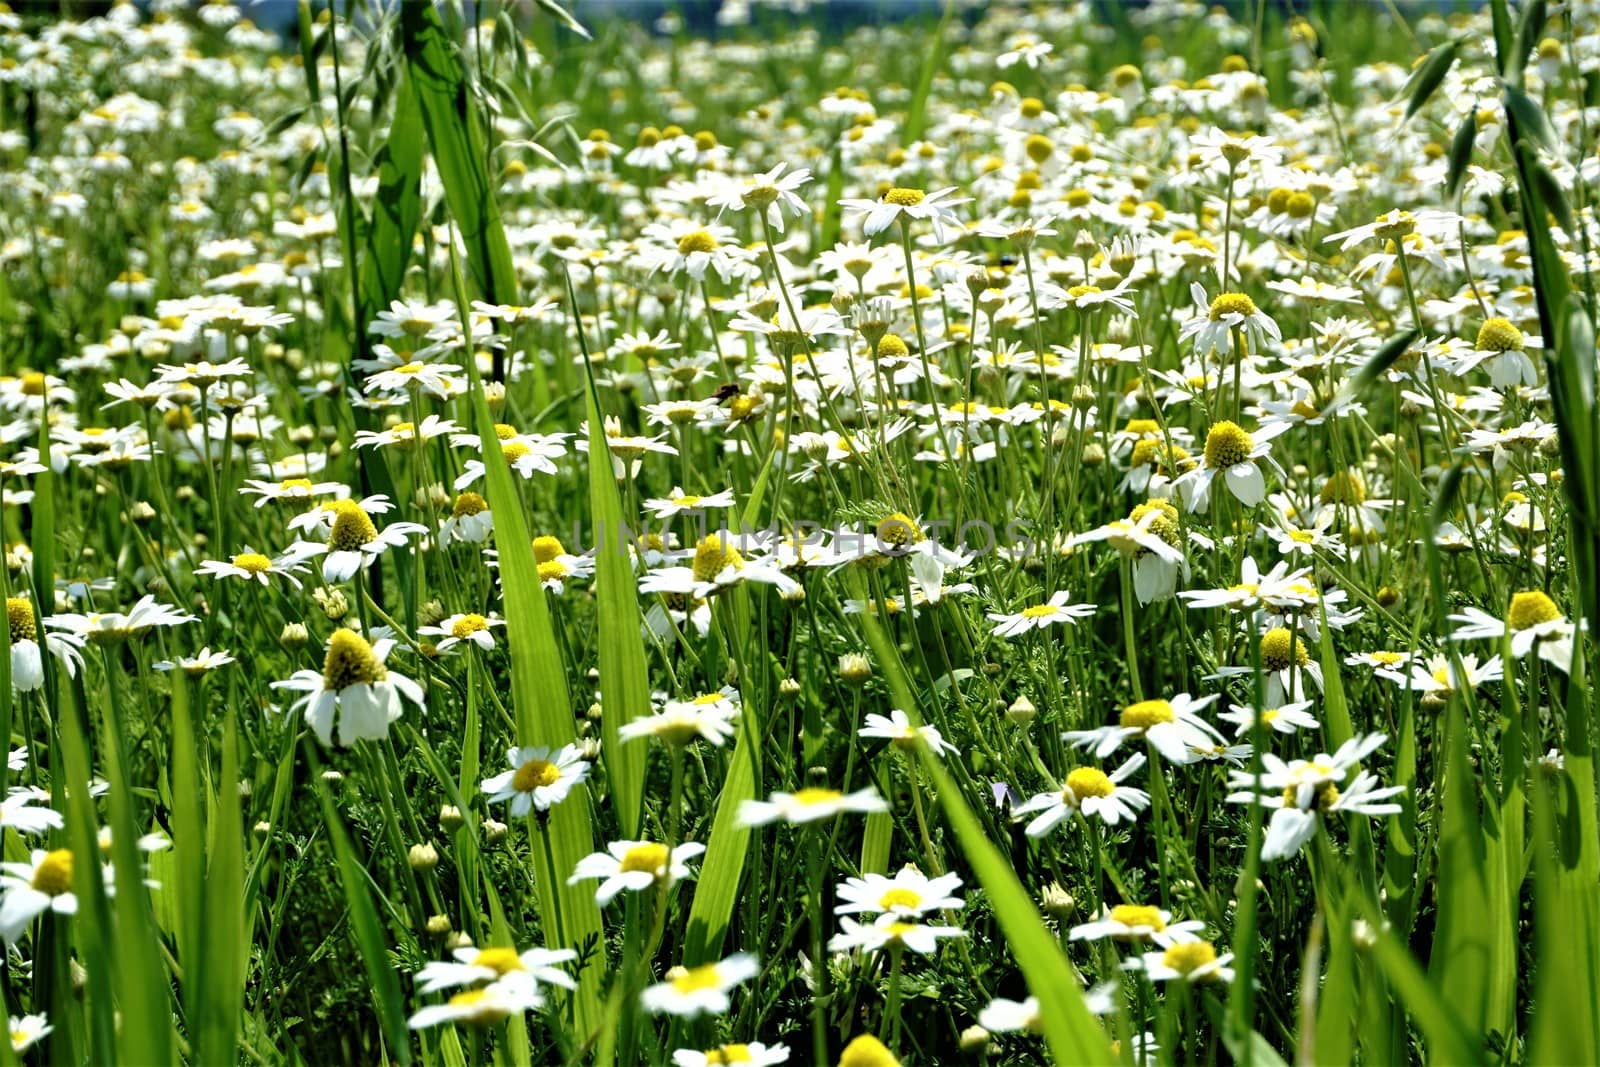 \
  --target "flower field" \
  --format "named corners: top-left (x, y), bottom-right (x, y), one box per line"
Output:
top-left (2, 0), bottom-right (1599, 1063)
